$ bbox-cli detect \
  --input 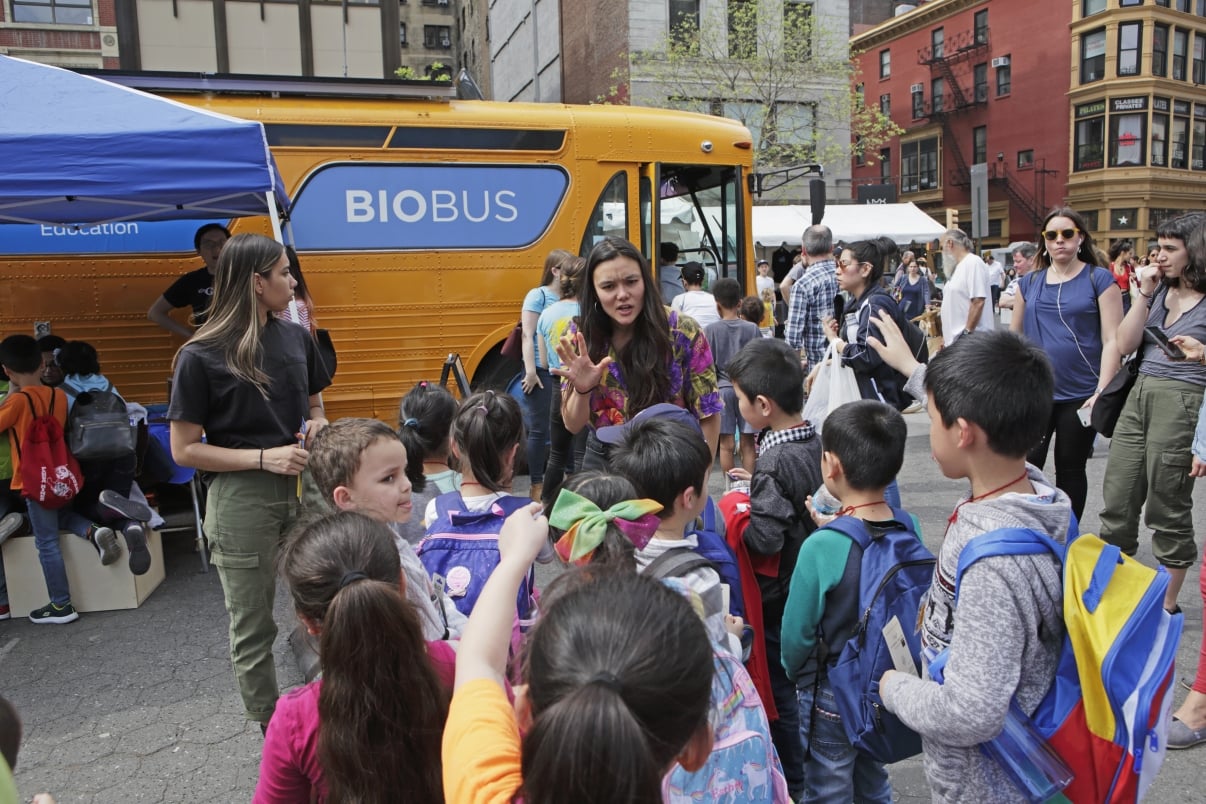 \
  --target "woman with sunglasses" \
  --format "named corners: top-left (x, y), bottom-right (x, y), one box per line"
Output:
top-left (1009, 207), bottom-right (1123, 521)
top-left (1099, 212), bottom-right (1206, 617)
